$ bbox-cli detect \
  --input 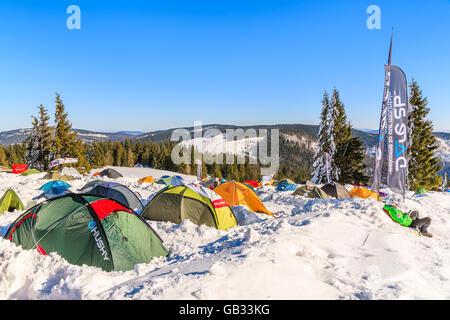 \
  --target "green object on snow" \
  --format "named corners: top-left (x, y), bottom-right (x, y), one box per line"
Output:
top-left (383, 205), bottom-right (413, 227)
top-left (0, 189), bottom-right (24, 214)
